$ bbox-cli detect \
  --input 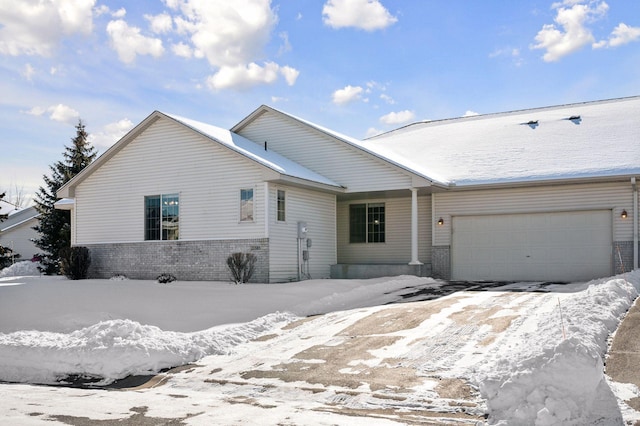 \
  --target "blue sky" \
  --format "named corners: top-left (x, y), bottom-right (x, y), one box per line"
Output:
top-left (1, 0), bottom-right (639, 204)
